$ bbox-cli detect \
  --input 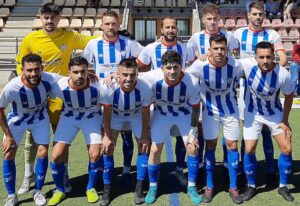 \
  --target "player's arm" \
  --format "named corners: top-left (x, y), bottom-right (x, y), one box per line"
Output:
top-left (0, 108), bottom-right (17, 155)
top-left (16, 37), bottom-right (31, 75)
top-left (136, 58), bottom-right (151, 72)
top-left (102, 104), bottom-right (113, 154)
top-left (276, 50), bottom-right (288, 66)
top-left (279, 92), bottom-right (293, 139)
